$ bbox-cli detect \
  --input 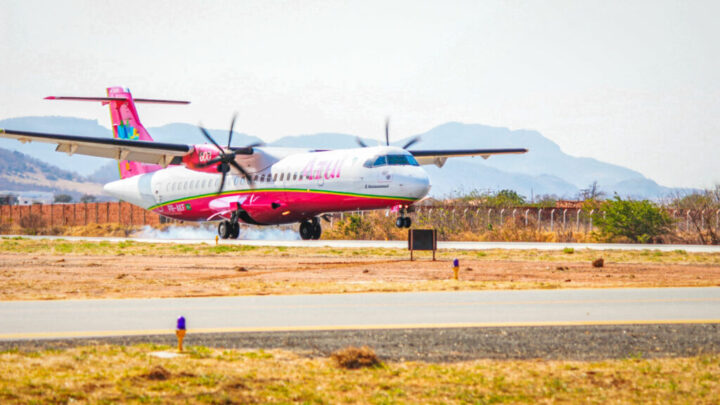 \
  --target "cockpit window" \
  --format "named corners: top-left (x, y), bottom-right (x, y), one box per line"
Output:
top-left (387, 154), bottom-right (419, 166)
top-left (364, 154), bottom-right (419, 168)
